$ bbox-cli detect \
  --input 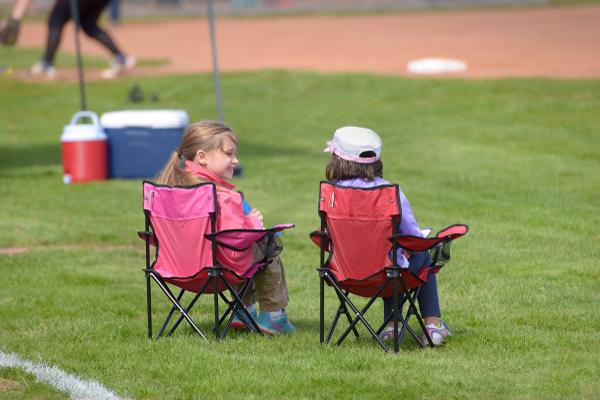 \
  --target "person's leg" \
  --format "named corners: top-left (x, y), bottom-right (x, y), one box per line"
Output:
top-left (253, 254), bottom-right (295, 334)
top-left (77, 0), bottom-right (134, 78)
top-left (411, 250), bottom-right (441, 322)
top-left (29, 0), bottom-right (69, 75)
top-left (383, 251), bottom-right (437, 320)
top-left (231, 243), bottom-right (290, 332)
top-left (78, 0), bottom-right (122, 56)
top-left (253, 255), bottom-right (288, 312)
top-left (41, 0), bottom-right (70, 65)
